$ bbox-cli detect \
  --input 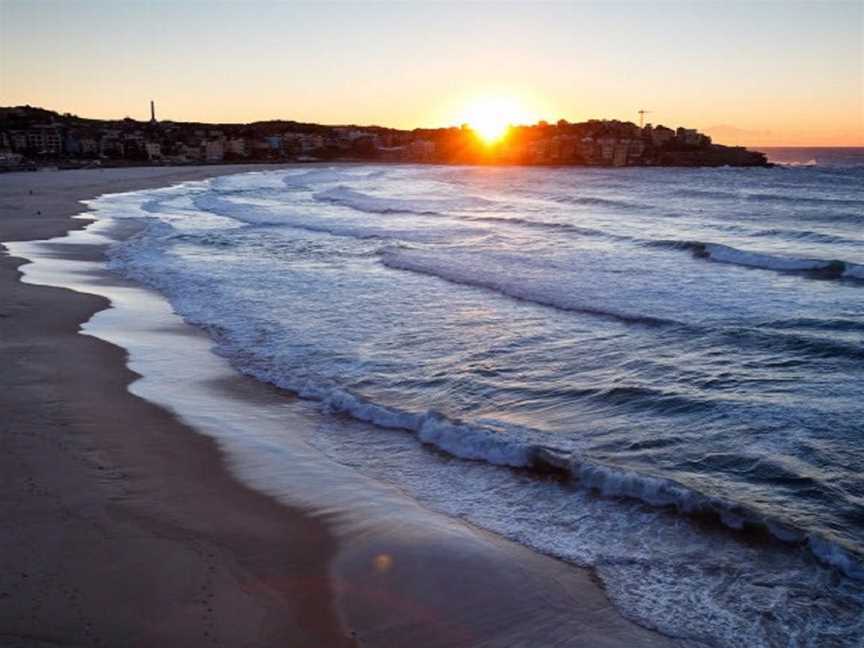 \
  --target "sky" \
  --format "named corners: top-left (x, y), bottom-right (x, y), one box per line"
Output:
top-left (1, 0), bottom-right (862, 146)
